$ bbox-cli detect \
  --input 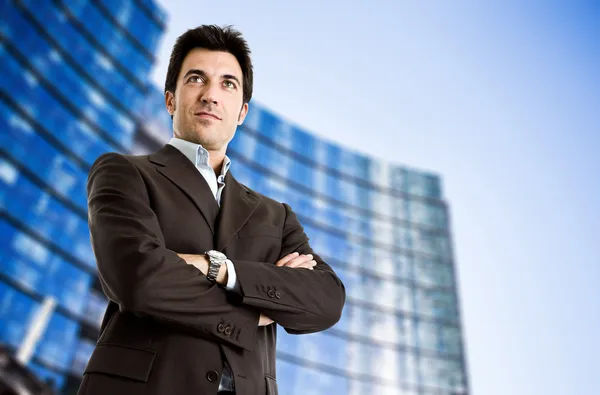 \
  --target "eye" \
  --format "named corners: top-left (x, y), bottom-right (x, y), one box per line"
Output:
top-left (223, 80), bottom-right (236, 89)
top-left (188, 75), bottom-right (202, 83)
